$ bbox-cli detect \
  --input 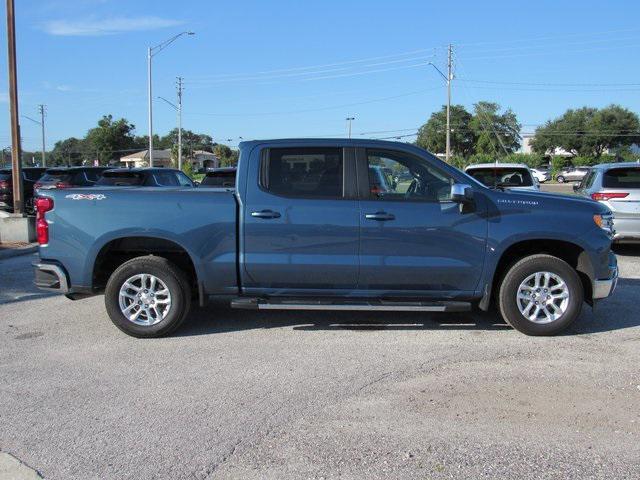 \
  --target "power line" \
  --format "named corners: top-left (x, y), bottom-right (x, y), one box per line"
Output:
top-left (458, 79), bottom-right (640, 87)
top-left (186, 86), bottom-right (441, 117)
top-left (189, 48), bottom-right (442, 81)
top-left (453, 27), bottom-right (640, 48)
